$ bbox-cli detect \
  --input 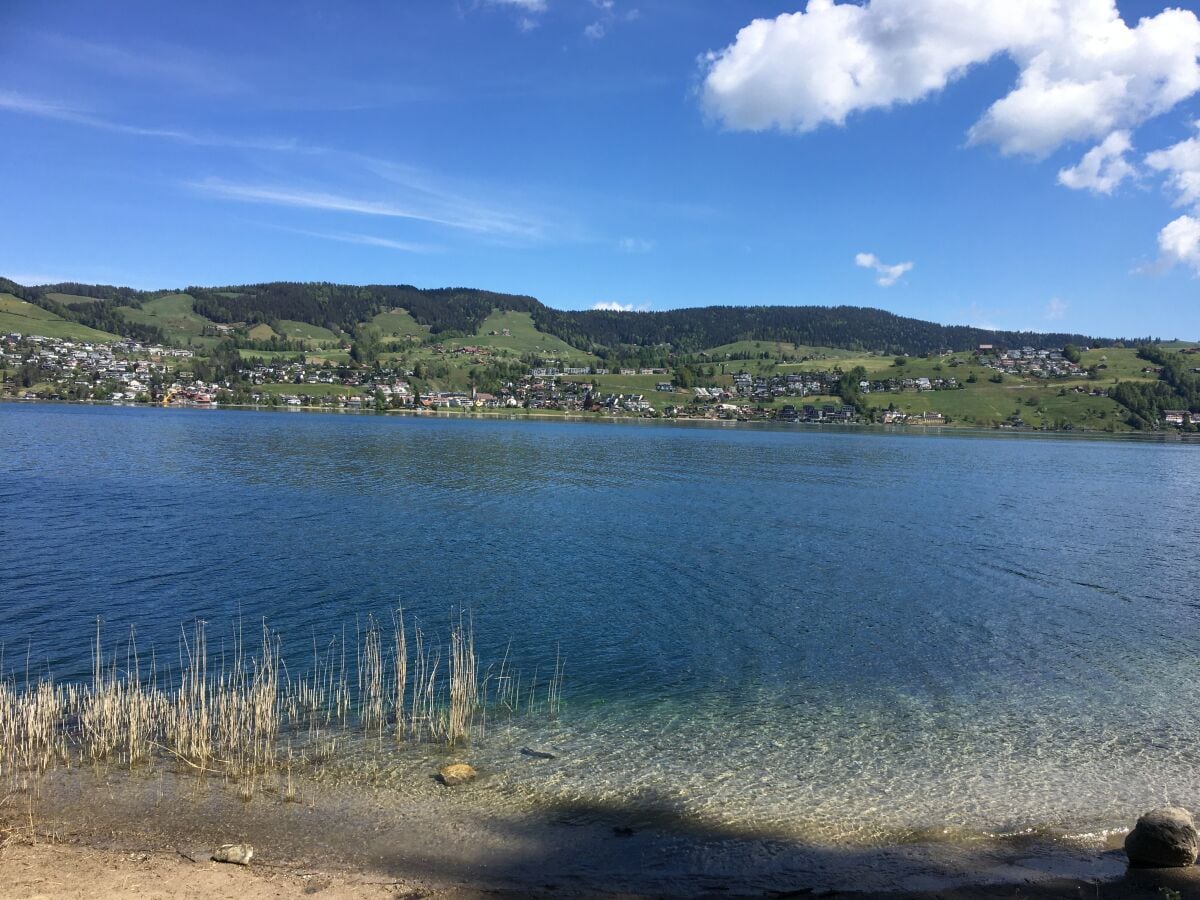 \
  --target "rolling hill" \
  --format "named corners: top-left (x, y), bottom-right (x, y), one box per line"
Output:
top-left (1, 276), bottom-right (1133, 357)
